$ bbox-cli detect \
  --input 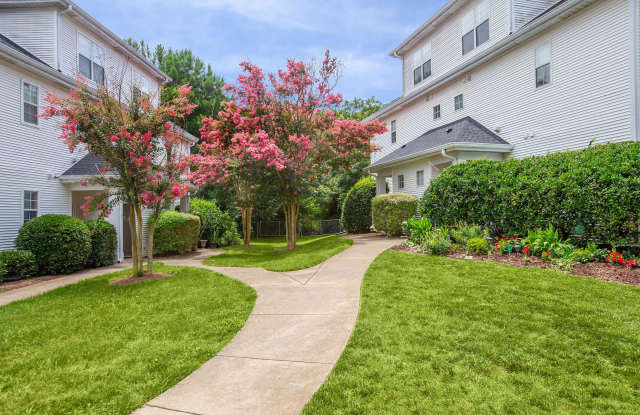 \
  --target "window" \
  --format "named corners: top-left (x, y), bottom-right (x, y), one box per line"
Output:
top-left (433, 104), bottom-right (441, 120)
top-left (22, 81), bottom-right (38, 125)
top-left (412, 42), bottom-right (432, 85)
top-left (454, 94), bottom-right (464, 111)
top-left (78, 33), bottom-right (105, 85)
top-left (462, 0), bottom-right (489, 55)
top-left (390, 120), bottom-right (397, 143)
top-left (133, 70), bottom-right (151, 99)
top-left (398, 174), bottom-right (405, 189)
top-left (23, 191), bottom-right (38, 223)
top-left (416, 170), bottom-right (425, 186)
top-left (535, 43), bottom-right (551, 88)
